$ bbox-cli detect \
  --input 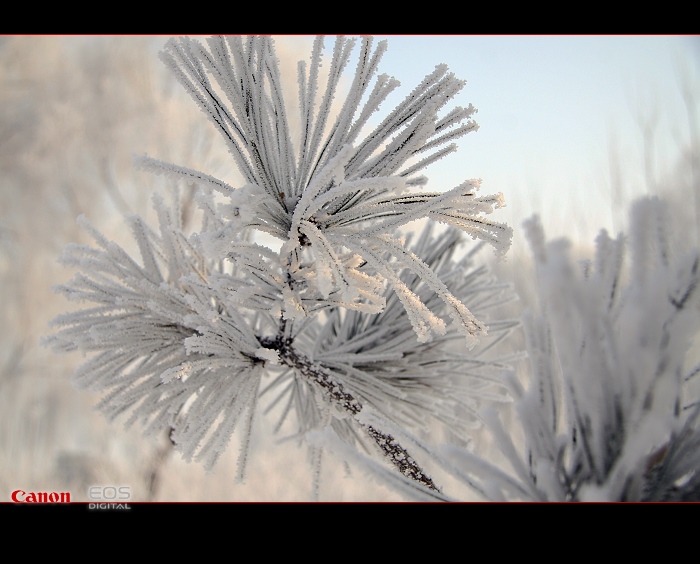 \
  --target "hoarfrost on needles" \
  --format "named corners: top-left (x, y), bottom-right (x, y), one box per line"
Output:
top-left (46, 35), bottom-right (515, 492)
top-left (45, 34), bottom-right (699, 501)
top-left (441, 197), bottom-right (700, 501)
